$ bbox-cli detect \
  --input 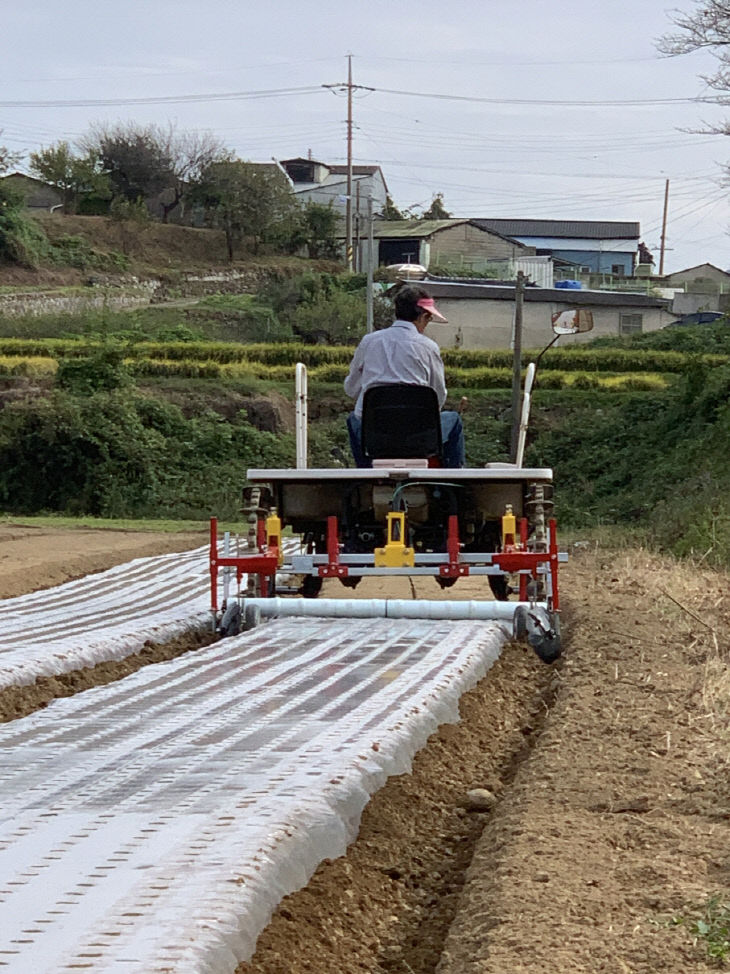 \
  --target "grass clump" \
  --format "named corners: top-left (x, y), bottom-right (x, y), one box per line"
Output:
top-left (672, 894), bottom-right (730, 965)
